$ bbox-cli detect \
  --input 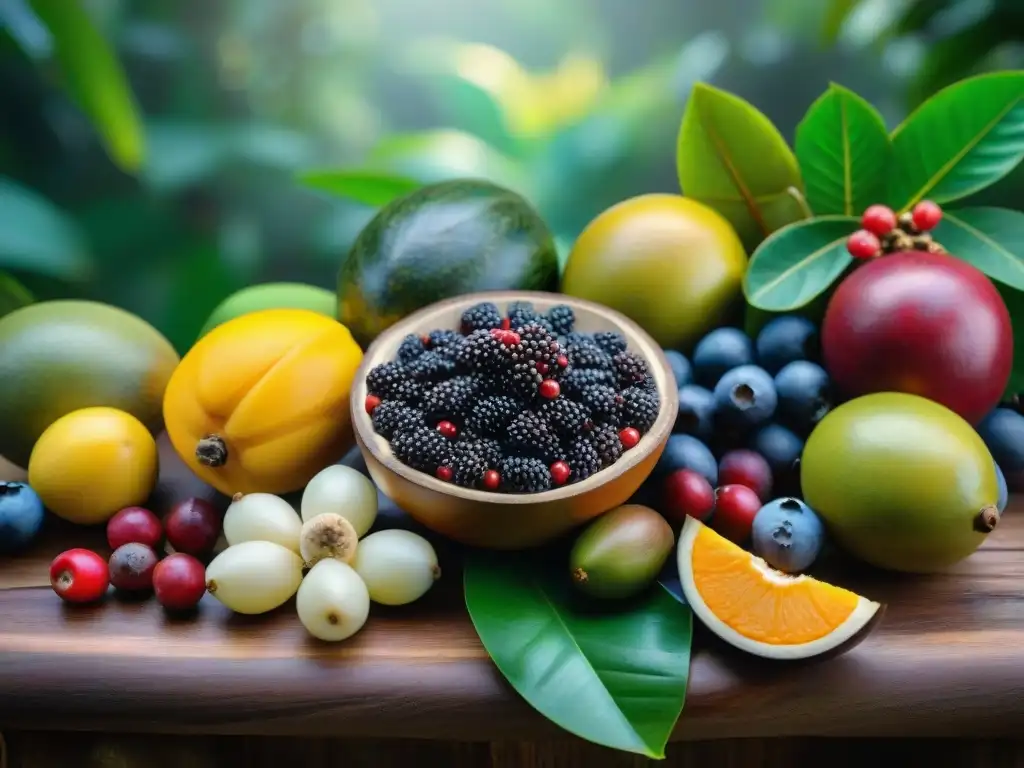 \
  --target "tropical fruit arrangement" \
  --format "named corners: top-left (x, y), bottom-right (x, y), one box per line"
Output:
top-left (2, 70), bottom-right (1024, 759)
